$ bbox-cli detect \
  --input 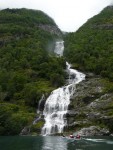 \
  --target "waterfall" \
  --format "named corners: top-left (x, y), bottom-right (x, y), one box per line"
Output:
top-left (41, 41), bottom-right (85, 135)
top-left (33, 94), bottom-right (45, 125)
top-left (54, 41), bottom-right (64, 57)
